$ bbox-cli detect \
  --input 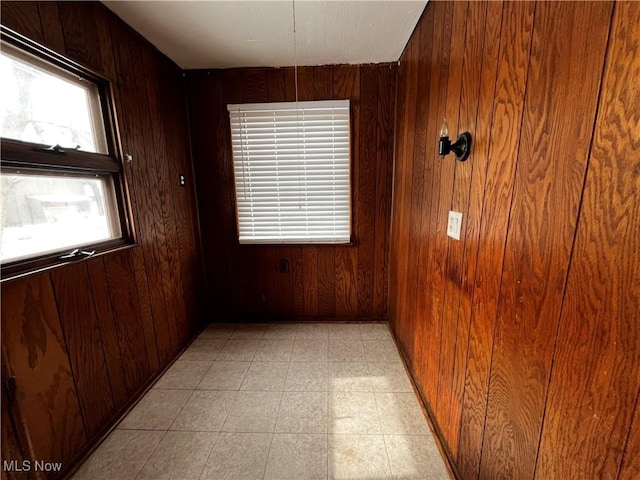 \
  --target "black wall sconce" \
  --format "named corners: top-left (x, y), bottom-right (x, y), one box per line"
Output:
top-left (438, 119), bottom-right (472, 162)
